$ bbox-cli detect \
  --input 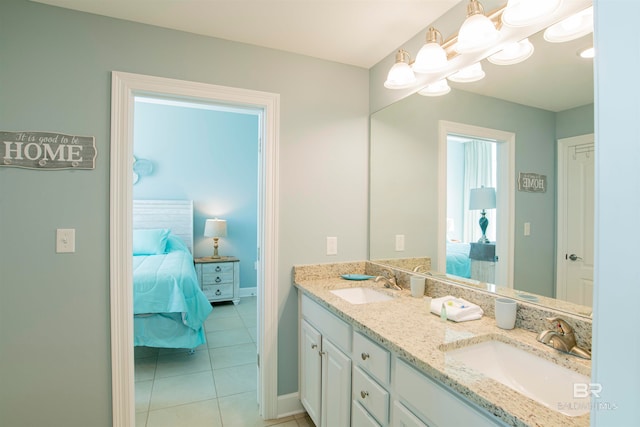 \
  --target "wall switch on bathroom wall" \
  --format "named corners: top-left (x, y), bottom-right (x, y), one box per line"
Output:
top-left (524, 222), bottom-right (531, 236)
top-left (326, 236), bottom-right (338, 255)
top-left (56, 228), bottom-right (76, 253)
top-left (395, 234), bottom-right (405, 251)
